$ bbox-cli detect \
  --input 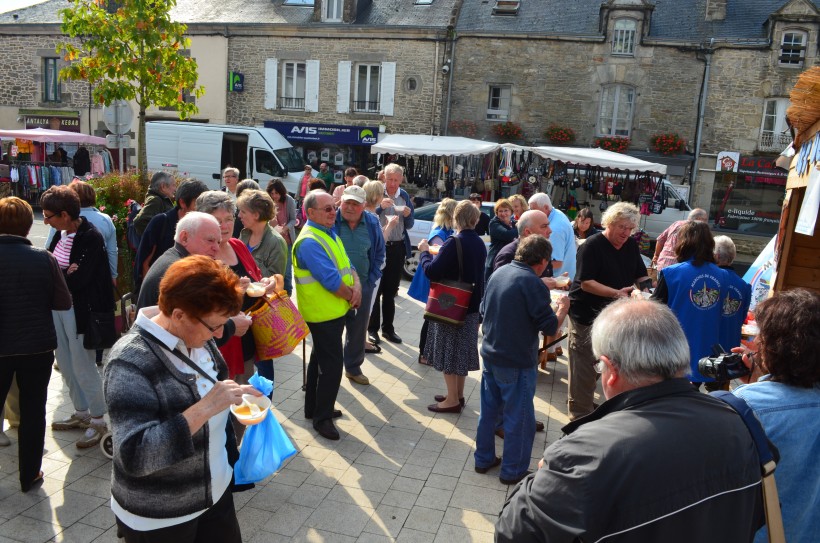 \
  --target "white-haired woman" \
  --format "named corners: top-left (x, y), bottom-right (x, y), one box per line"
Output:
top-left (566, 202), bottom-right (650, 420)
